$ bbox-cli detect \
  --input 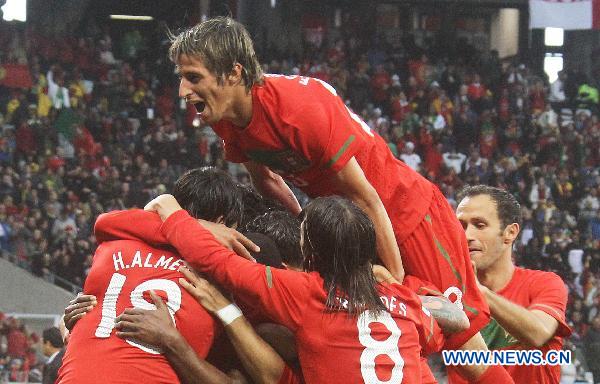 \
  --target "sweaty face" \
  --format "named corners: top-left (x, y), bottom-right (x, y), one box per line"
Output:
top-left (176, 54), bottom-right (233, 125)
top-left (456, 194), bottom-right (508, 272)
